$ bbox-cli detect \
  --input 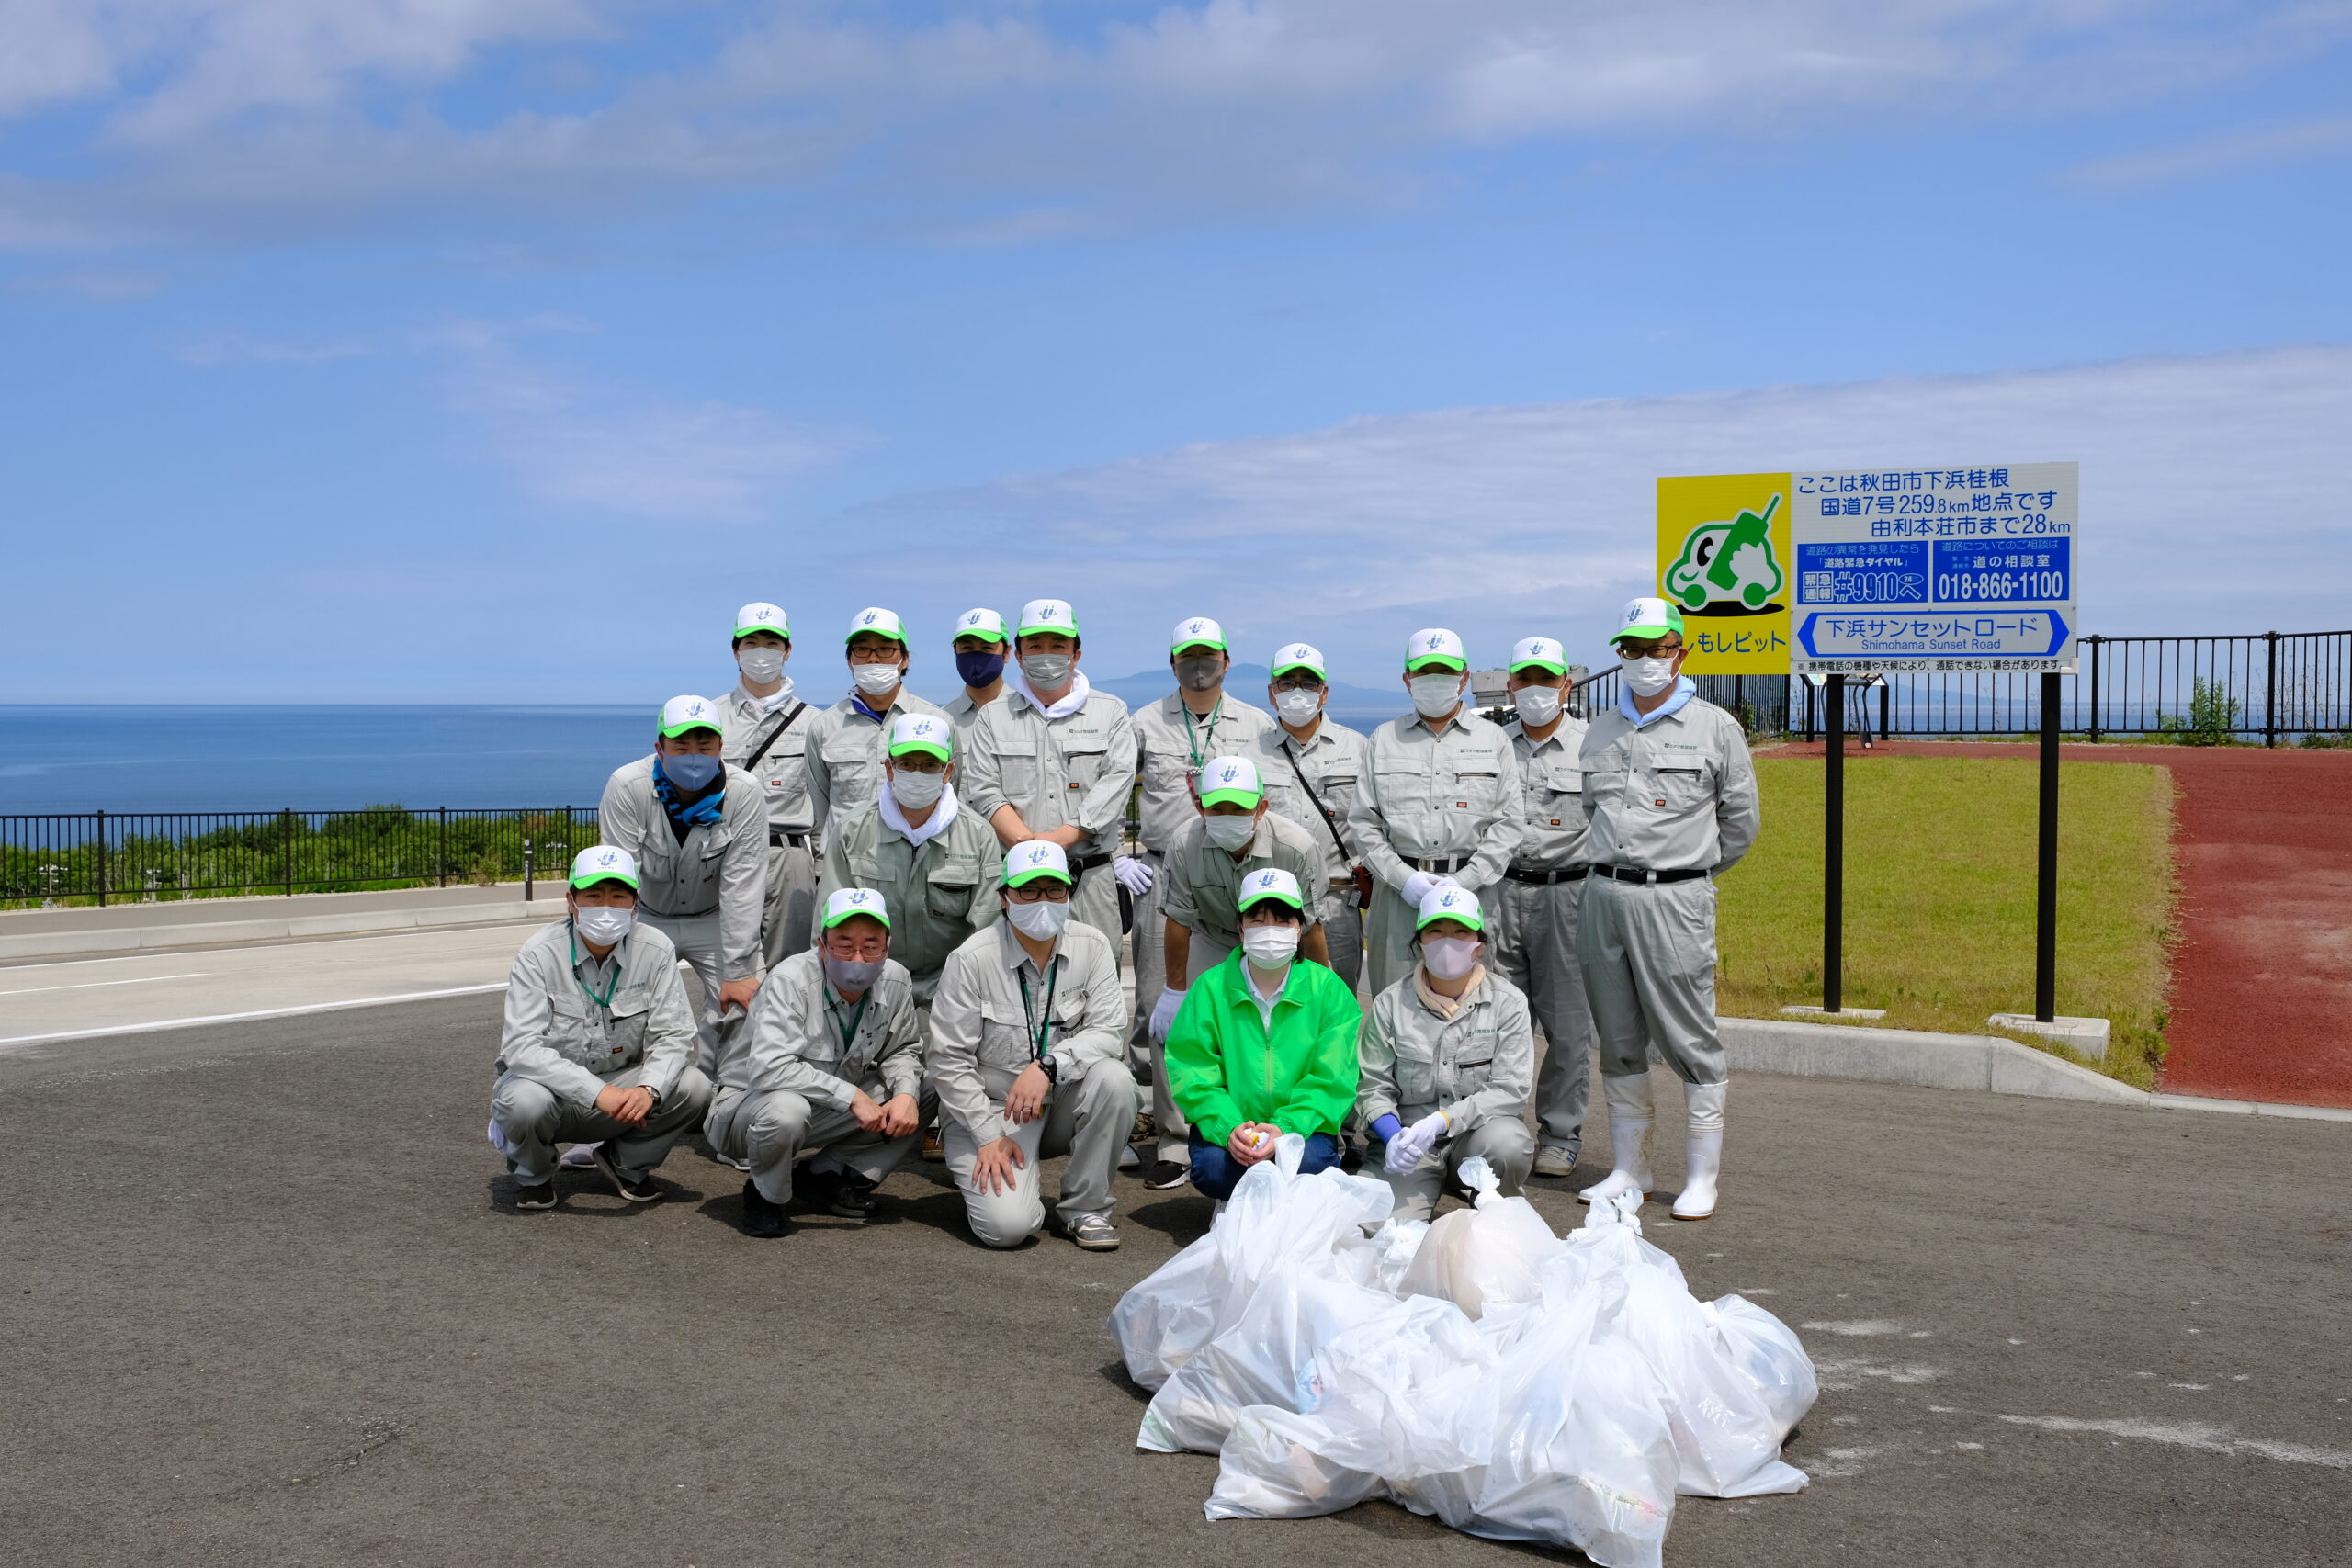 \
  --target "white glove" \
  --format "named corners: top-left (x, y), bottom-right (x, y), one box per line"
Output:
top-left (1114, 855), bottom-right (1156, 896)
top-left (1400, 870), bottom-right (1459, 907)
top-left (1148, 986), bottom-right (1185, 1043)
top-left (1384, 1111), bottom-right (1449, 1174)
